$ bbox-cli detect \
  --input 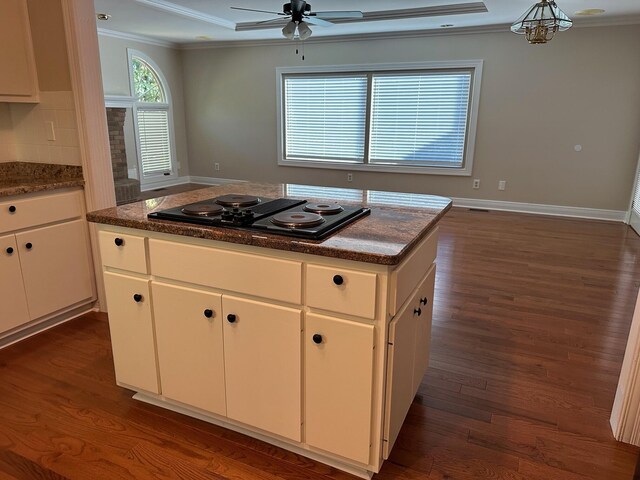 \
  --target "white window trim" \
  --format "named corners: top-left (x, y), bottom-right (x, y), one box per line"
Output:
top-left (127, 48), bottom-right (178, 187)
top-left (276, 60), bottom-right (483, 177)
